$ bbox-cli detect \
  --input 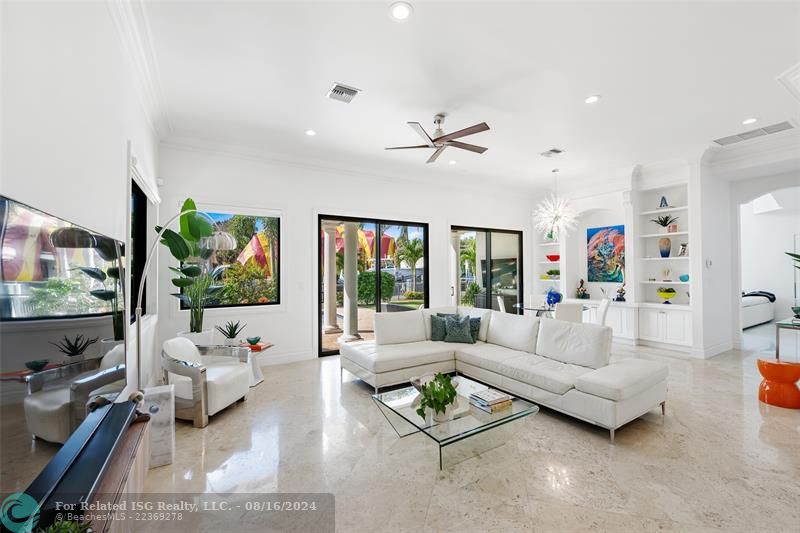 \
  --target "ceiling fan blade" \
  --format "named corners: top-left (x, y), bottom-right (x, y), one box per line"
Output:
top-left (385, 144), bottom-right (431, 150)
top-left (408, 122), bottom-right (436, 147)
top-left (433, 122), bottom-right (490, 143)
top-left (446, 140), bottom-right (488, 154)
top-left (426, 146), bottom-right (447, 164)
